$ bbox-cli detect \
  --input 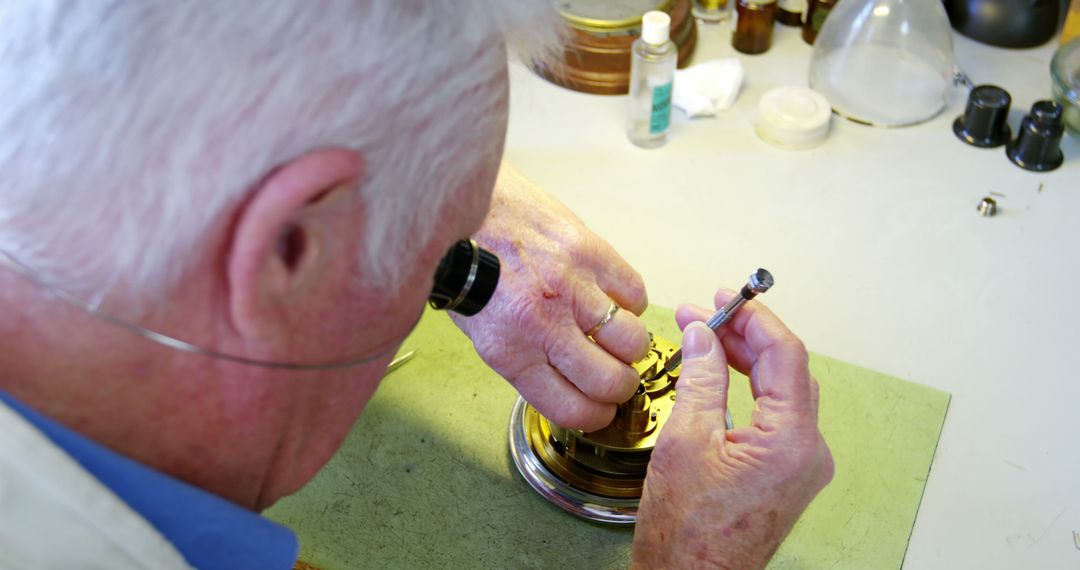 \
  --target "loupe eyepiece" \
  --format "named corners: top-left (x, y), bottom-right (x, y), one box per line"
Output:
top-left (428, 239), bottom-right (500, 316)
